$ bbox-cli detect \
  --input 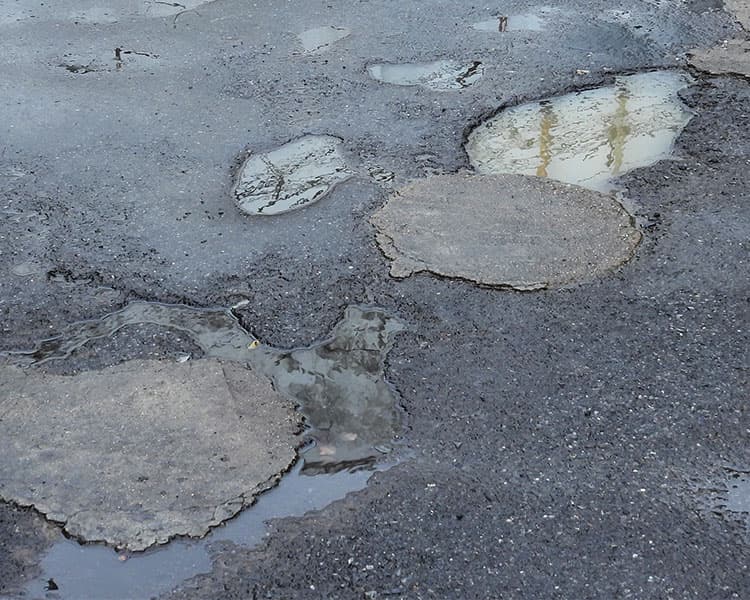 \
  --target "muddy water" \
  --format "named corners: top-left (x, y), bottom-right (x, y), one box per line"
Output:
top-left (465, 70), bottom-right (694, 192)
top-left (12, 302), bottom-right (405, 598)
